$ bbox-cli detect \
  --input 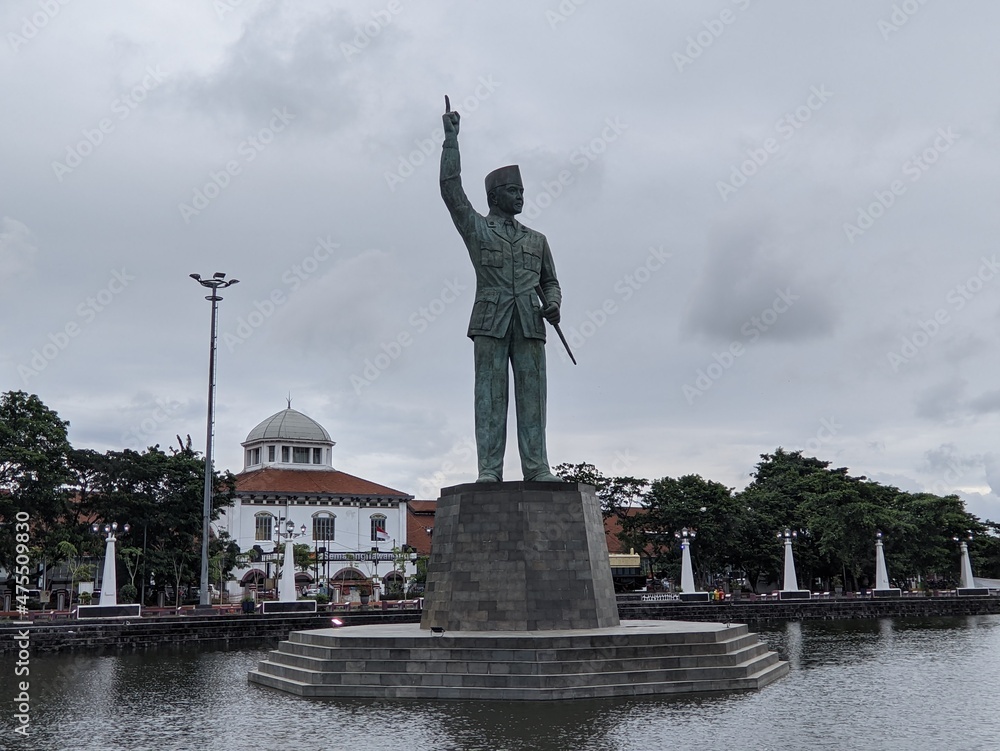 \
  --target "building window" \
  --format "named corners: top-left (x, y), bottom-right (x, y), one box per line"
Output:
top-left (313, 448), bottom-right (322, 464)
top-left (281, 446), bottom-right (289, 462)
top-left (255, 513), bottom-right (273, 541)
top-left (268, 445), bottom-right (275, 462)
top-left (293, 447), bottom-right (311, 464)
top-left (246, 448), bottom-right (260, 466)
top-left (370, 514), bottom-right (388, 543)
top-left (313, 513), bottom-right (335, 541)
